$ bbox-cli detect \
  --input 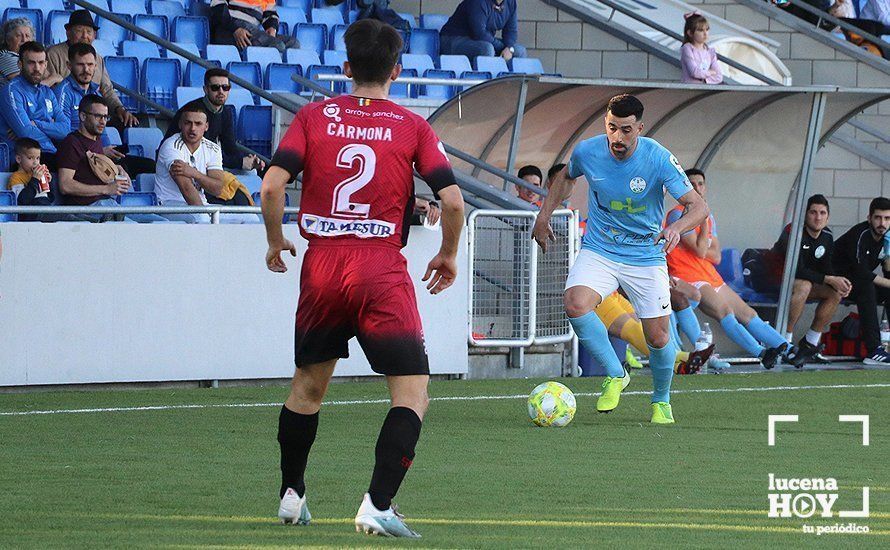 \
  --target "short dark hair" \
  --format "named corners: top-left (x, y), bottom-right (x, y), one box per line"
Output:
top-left (15, 137), bottom-right (40, 155)
top-left (180, 99), bottom-right (209, 120)
top-left (806, 194), bottom-right (829, 215)
top-left (517, 165), bottom-right (542, 182)
top-left (869, 197), bottom-right (890, 216)
top-left (18, 40), bottom-right (45, 57)
top-left (548, 163), bottom-right (566, 181)
top-left (68, 42), bottom-right (96, 62)
top-left (607, 94), bottom-right (644, 120)
top-left (203, 68), bottom-right (229, 86)
top-left (685, 168), bottom-right (705, 180)
top-left (344, 19), bottom-right (402, 85)
top-left (79, 94), bottom-right (106, 114)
